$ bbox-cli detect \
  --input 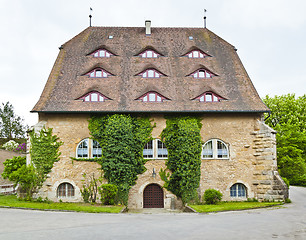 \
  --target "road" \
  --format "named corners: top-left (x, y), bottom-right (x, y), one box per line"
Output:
top-left (0, 186), bottom-right (305, 240)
